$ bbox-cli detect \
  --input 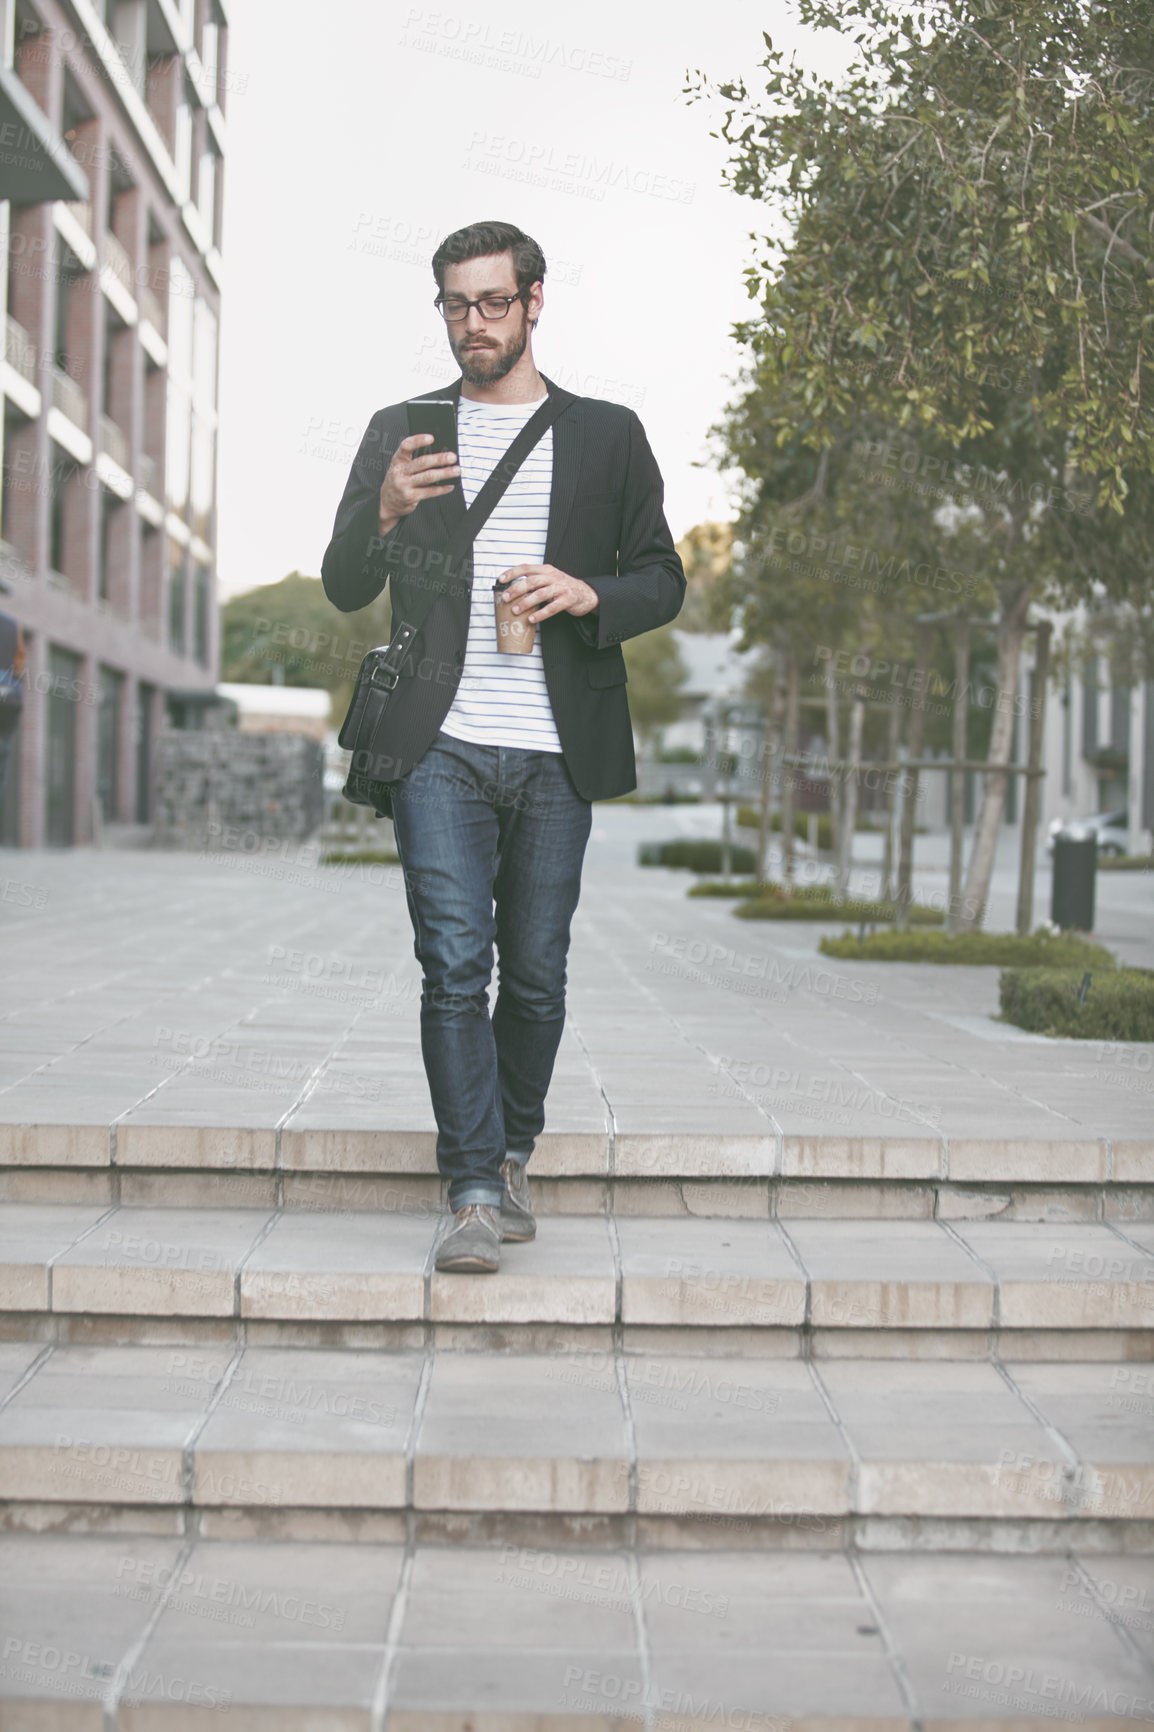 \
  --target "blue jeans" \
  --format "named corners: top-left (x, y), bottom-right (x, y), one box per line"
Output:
top-left (388, 730), bottom-right (592, 1210)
